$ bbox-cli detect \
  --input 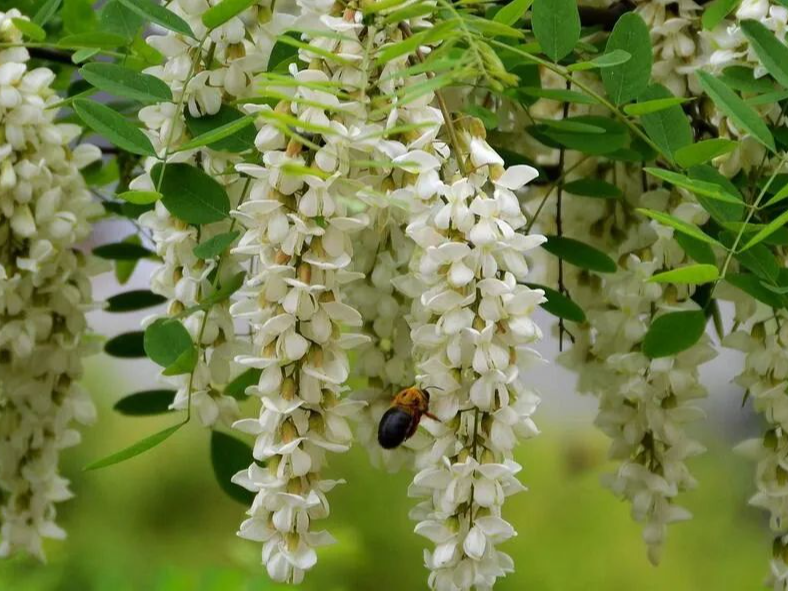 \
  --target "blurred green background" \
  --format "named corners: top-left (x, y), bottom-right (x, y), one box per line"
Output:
top-left (0, 357), bottom-right (768, 591)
